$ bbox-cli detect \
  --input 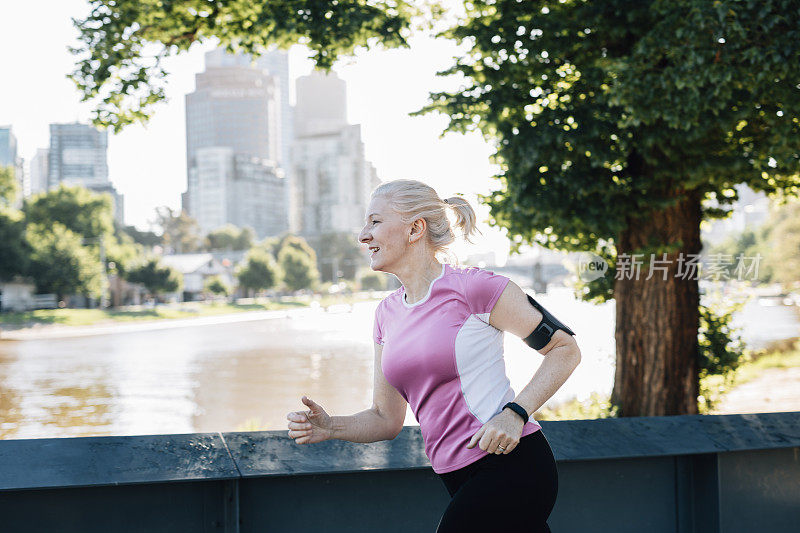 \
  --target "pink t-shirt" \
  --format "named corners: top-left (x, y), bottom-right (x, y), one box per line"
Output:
top-left (373, 262), bottom-right (542, 474)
